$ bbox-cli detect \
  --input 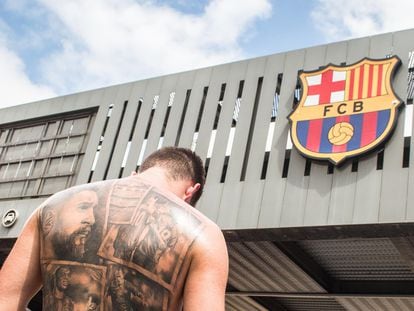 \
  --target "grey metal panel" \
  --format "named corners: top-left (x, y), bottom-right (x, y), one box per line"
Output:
top-left (352, 33), bottom-right (394, 223)
top-left (257, 53), bottom-right (289, 228)
top-left (302, 42), bottom-right (346, 225)
top-left (238, 55), bottom-right (287, 228)
top-left (105, 81), bottom-right (148, 179)
top-left (0, 87), bottom-right (104, 125)
top-left (225, 58), bottom-right (267, 228)
top-left (225, 57), bottom-right (267, 183)
top-left (236, 180), bottom-right (265, 228)
top-left (175, 68), bottom-right (212, 148)
top-left (406, 90), bottom-right (414, 214)
top-left (0, 198), bottom-right (45, 238)
top-left (243, 56), bottom-right (281, 182)
top-left (75, 87), bottom-right (118, 184)
top-left (219, 58), bottom-right (267, 228)
top-left (0, 97), bottom-right (59, 125)
top-left (196, 62), bottom-right (239, 218)
top-left (60, 88), bottom-right (92, 113)
top-left (207, 60), bottom-right (249, 224)
top-left (277, 49), bottom-right (308, 227)
top-left (123, 78), bottom-right (163, 174)
top-left (216, 183), bottom-right (243, 227)
top-left (26, 96), bottom-right (66, 123)
top-left (299, 45), bottom-right (333, 226)
top-left (194, 63), bottom-right (232, 162)
top-left (197, 182), bottom-right (224, 220)
top-left (205, 60), bottom-right (248, 182)
top-left (407, 34), bottom-right (414, 221)
top-left (163, 70), bottom-right (197, 147)
top-left (143, 74), bottom-right (179, 158)
top-left (327, 37), bottom-right (370, 225)
top-left (91, 84), bottom-right (133, 181)
top-left (379, 30), bottom-right (413, 222)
